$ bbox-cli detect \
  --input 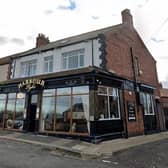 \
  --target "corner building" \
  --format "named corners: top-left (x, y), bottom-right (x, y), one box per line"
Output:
top-left (0, 9), bottom-right (165, 142)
